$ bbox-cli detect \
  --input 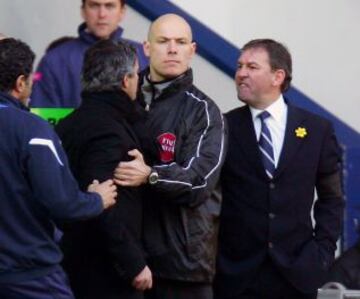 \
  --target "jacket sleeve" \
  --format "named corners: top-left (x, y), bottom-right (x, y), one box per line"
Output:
top-left (314, 122), bottom-right (345, 261)
top-left (152, 98), bottom-right (227, 206)
top-left (75, 129), bottom-right (146, 281)
top-left (25, 118), bottom-right (103, 221)
top-left (30, 54), bottom-right (63, 108)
